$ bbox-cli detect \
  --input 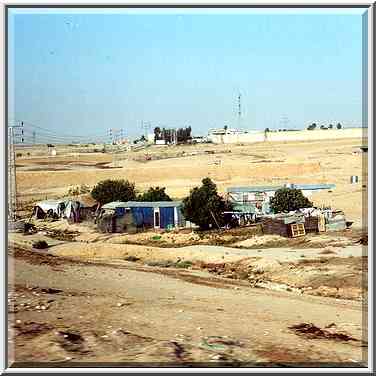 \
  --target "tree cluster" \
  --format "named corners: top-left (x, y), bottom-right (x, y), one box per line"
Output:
top-left (138, 187), bottom-right (172, 202)
top-left (91, 180), bottom-right (173, 205)
top-left (91, 179), bottom-right (137, 205)
top-left (153, 126), bottom-right (192, 144)
top-left (307, 122), bottom-right (342, 130)
top-left (269, 188), bottom-right (313, 213)
top-left (182, 178), bottom-right (230, 230)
